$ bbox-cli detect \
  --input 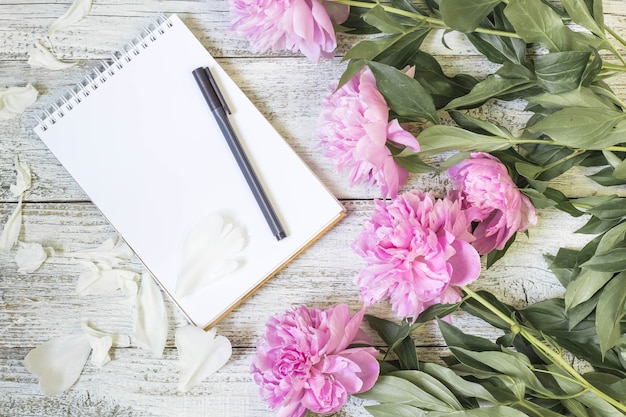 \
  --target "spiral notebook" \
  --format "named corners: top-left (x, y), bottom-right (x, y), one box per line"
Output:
top-left (33, 14), bottom-right (344, 328)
